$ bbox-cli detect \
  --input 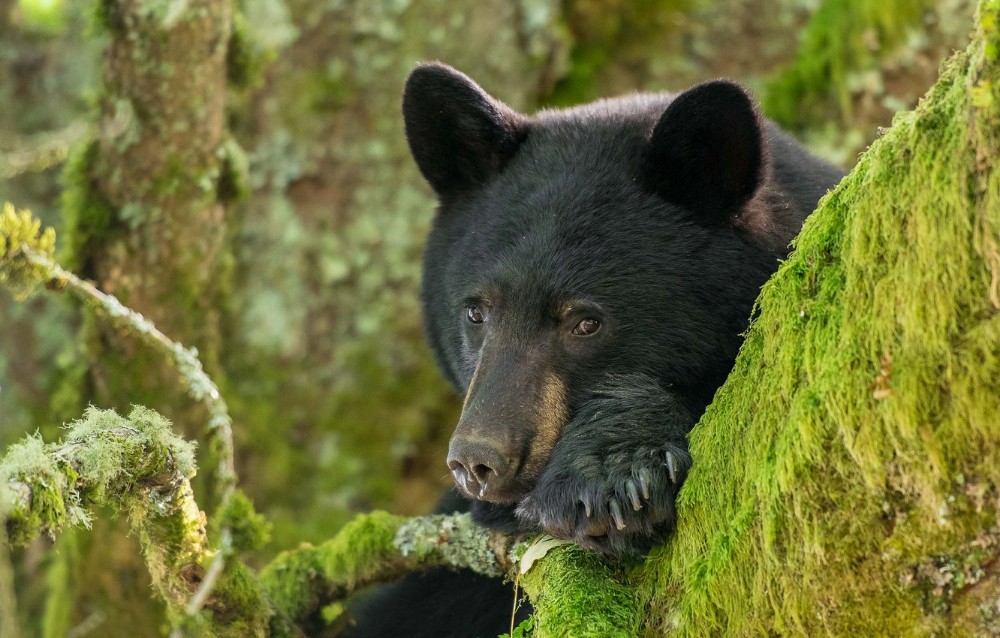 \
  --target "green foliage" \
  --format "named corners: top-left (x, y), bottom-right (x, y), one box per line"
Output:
top-left (0, 202), bottom-right (57, 298)
top-left (545, 0), bottom-right (693, 106)
top-left (764, 0), bottom-right (935, 129)
top-left (635, 3), bottom-right (1000, 634)
top-left (500, 616), bottom-right (535, 638)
